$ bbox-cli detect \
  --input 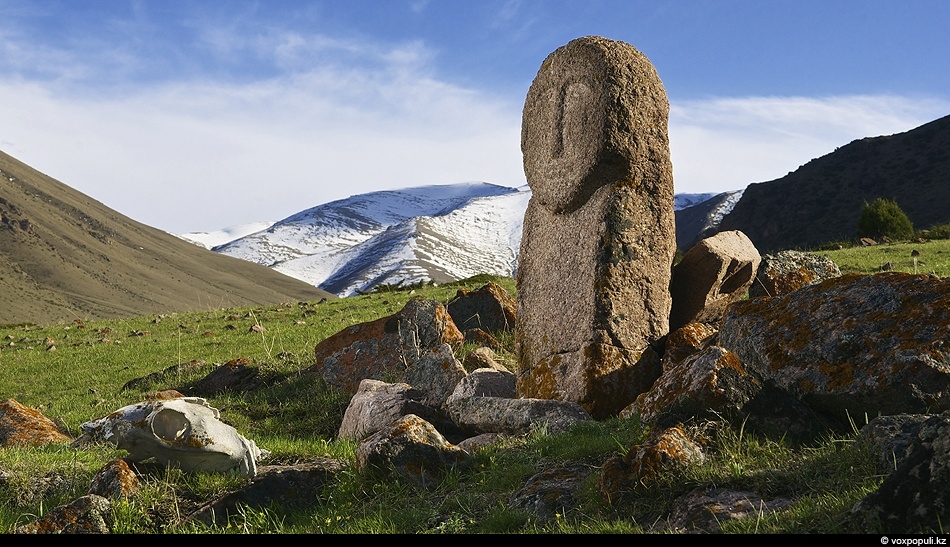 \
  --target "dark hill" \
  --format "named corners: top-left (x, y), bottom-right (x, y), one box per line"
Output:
top-left (712, 113), bottom-right (950, 253)
top-left (0, 150), bottom-right (334, 326)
